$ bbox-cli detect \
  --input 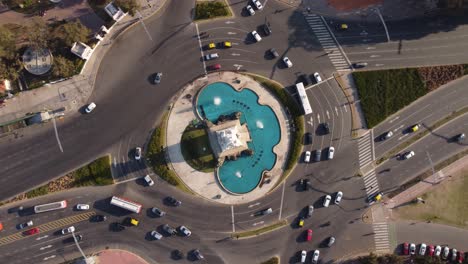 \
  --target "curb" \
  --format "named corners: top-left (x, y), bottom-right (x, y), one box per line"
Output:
top-left (231, 220), bottom-right (288, 240)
